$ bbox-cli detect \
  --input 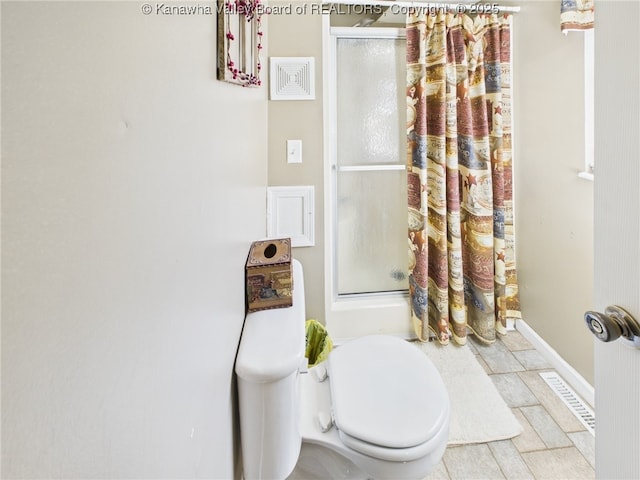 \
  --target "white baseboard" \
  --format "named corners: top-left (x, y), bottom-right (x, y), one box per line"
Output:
top-left (516, 319), bottom-right (595, 408)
